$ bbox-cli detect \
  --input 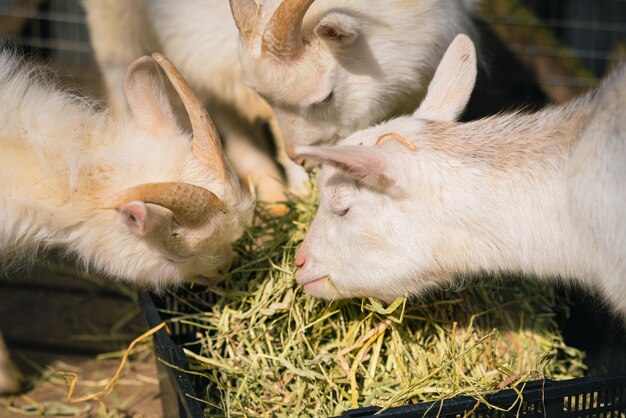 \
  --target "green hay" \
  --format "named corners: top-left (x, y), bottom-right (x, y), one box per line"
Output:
top-left (165, 183), bottom-right (585, 417)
